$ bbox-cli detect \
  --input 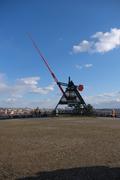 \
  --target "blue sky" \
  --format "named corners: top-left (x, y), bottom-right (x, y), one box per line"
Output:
top-left (0, 0), bottom-right (120, 108)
